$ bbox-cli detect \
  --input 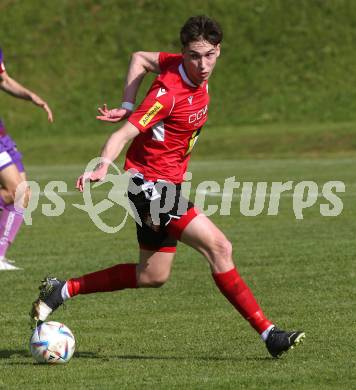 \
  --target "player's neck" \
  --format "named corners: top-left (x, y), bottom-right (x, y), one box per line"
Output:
top-left (181, 63), bottom-right (205, 87)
